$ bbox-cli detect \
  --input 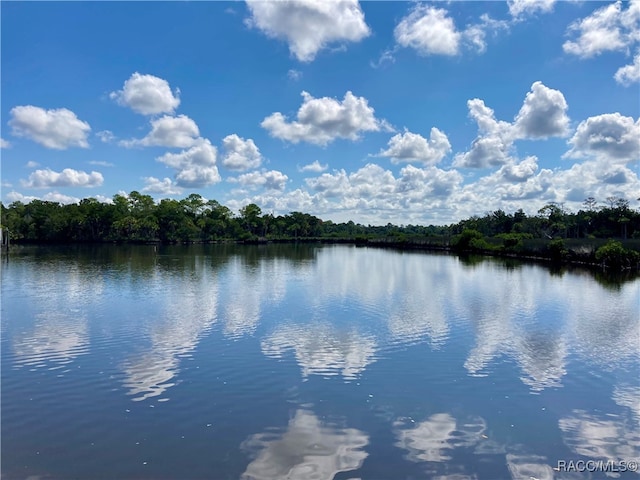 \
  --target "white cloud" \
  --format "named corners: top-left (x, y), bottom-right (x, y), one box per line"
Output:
top-left (88, 160), bottom-right (114, 167)
top-left (220, 134), bottom-right (263, 171)
top-left (156, 138), bottom-right (221, 188)
top-left (508, 0), bottom-right (556, 19)
top-left (9, 106), bottom-right (91, 150)
top-left (298, 160), bottom-right (328, 173)
top-left (245, 0), bottom-right (370, 62)
top-left (455, 82), bottom-right (569, 168)
top-left (394, 5), bottom-right (461, 56)
top-left (563, 0), bottom-right (640, 58)
top-left (451, 153), bottom-right (640, 219)
top-left (0, 138), bottom-right (10, 148)
top-left (42, 191), bottom-right (81, 204)
top-left (564, 113), bottom-right (640, 163)
top-left (394, 7), bottom-right (506, 57)
top-left (230, 169), bottom-right (289, 191)
top-left (121, 115), bottom-right (200, 148)
top-left (513, 81), bottom-right (570, 139)
top-left (5, 191), bottom-right (38, 203)
top-left (287, 69), bottom-right (303, 81)
top-left (5, 190), bottom-right (80, 205)
top-left (22, 168), bottom-right (104, 189)
top-left (305, 163), bottom-right (461, 214)
top-left (94, 195), bottom-right (114, 204)
top-left (370, 48), bottom-right (397, 69)
top-left (110, 72), bottom-right (180, 115)
top-left (378, 128), bottom-right (451, 165)
top-left (615, 51), bottom-right (640, 85)
top-left (498, 156), bottom-right (539, 183)
top-left (25, 161), bottom-right (40, 169)
top-left (96, 130), bottom-right (115, 143)
top-left (261, 91), bottom-right (391, 145)
top-left (397, 164), bottom-right (463, 199)
top-left (453, 99), bottom-right (514, 168)
top-left (142, 177), bottom-right (183, 195)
